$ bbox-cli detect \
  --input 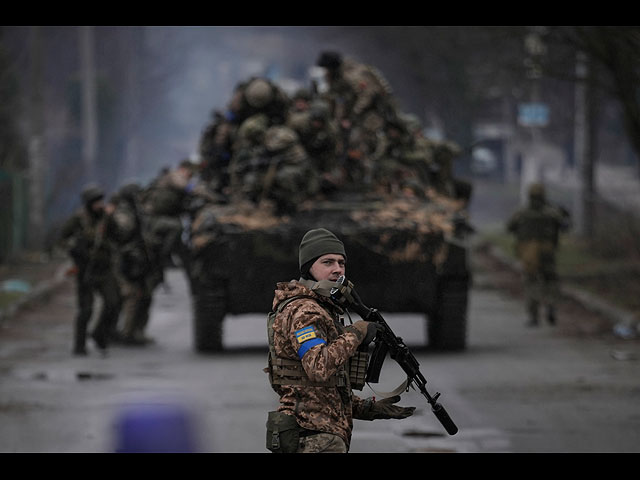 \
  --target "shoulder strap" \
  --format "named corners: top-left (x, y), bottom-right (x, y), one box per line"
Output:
top-left (274, 294), bottom-right (313, 314)
top-left (266, 294), bottom-right (345, 388)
